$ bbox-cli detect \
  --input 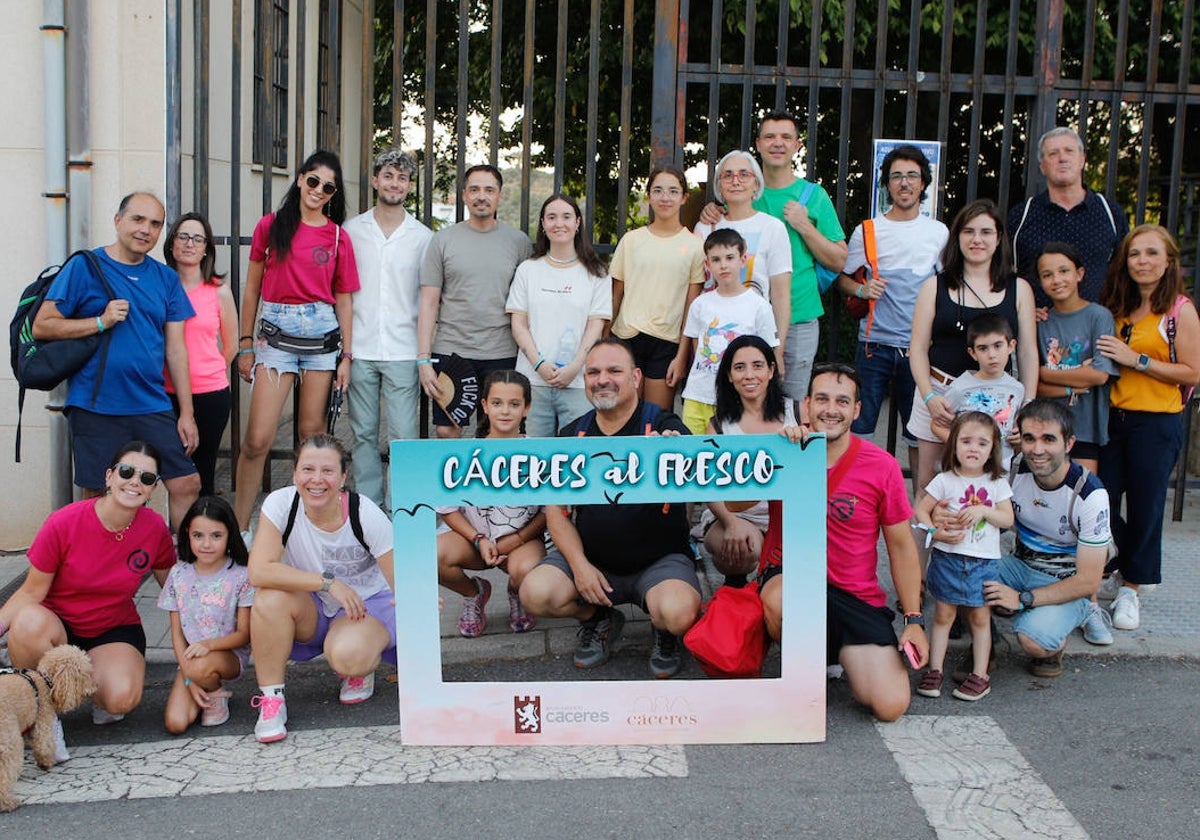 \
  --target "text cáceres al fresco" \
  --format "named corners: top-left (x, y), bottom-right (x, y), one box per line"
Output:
top-left (441, 448), bottom-right (779, 492)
